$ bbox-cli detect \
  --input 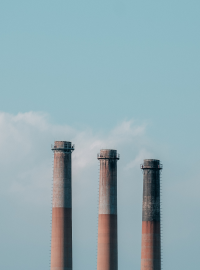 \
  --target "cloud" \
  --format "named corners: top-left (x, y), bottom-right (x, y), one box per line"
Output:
top-left (1, 111), bottom-right (200, 270)
top-left (0, 111), bottom-right (161, 270)
top-left (0, 111), bottom-right (151, 206)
